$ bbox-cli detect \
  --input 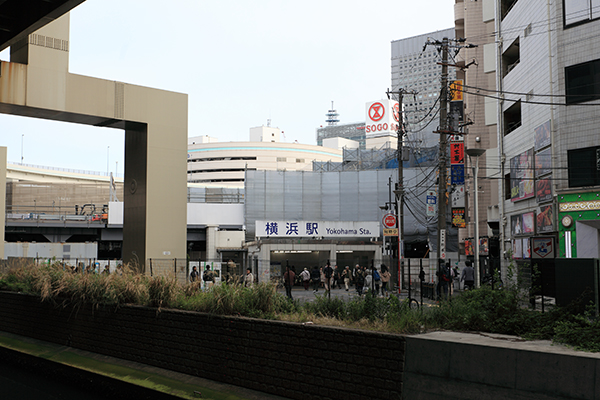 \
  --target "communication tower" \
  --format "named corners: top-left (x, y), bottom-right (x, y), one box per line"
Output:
top-left (325, 101), bottom-right (339, 126)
